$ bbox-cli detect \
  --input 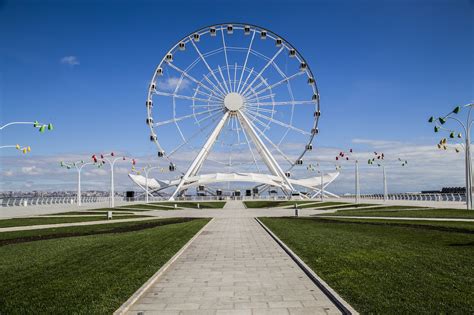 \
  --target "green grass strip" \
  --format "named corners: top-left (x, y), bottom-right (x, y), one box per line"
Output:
top-left (327, 208), bottom-right (474, 219)
top-left (260, 217), bottom-right (474, 313)
top-left (150, 201), bottom-right (226, 209)
top-left (0, 215), bottom-right (150, 228)
top-left (0, 218), bottom-right (210, 313)
top-left (244, 200), bottom-right (333, 208)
